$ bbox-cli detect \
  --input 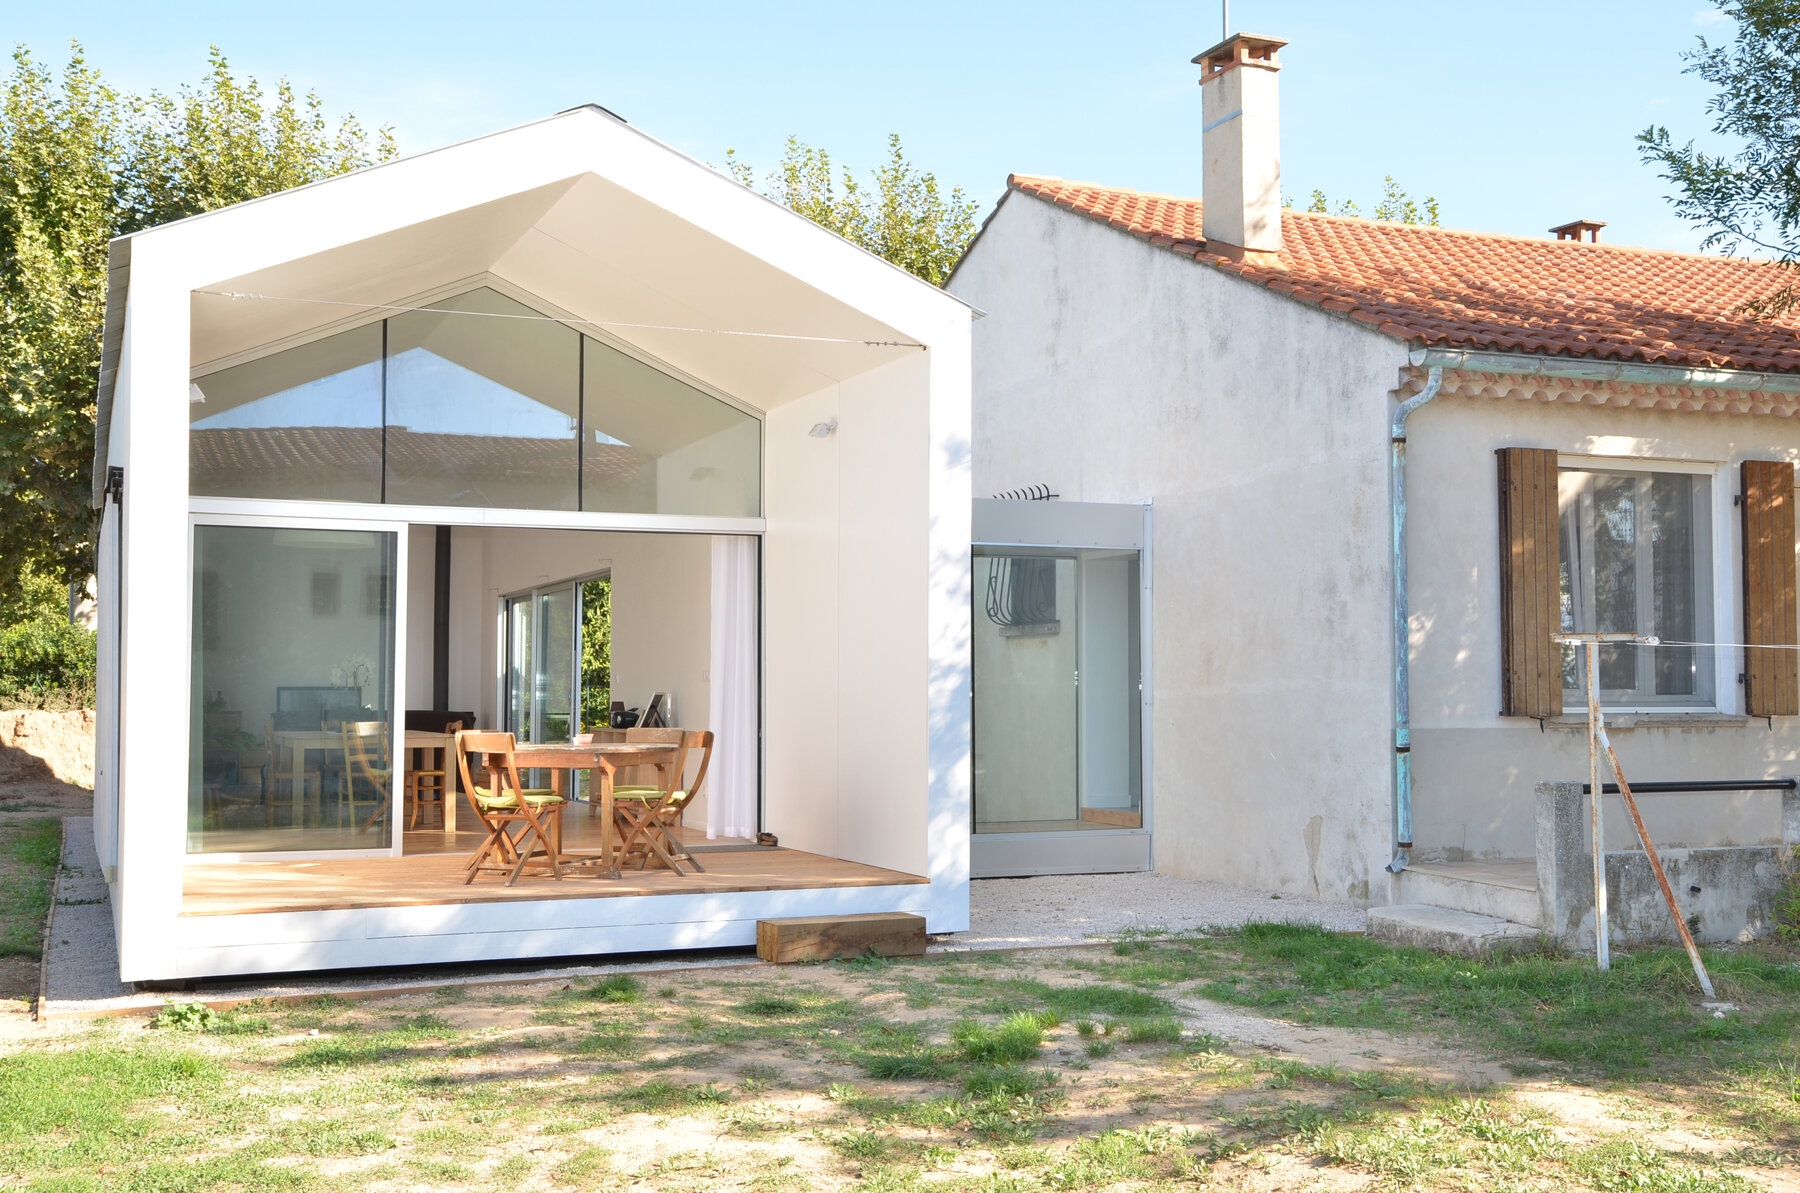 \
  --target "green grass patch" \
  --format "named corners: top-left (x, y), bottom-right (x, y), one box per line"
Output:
top-left (952, 1013), bottom-right (1046, 1064)
top-left (0, 817), bottom-right (59, 958)
top-left (1094, 922), bottom-right (1800, 1081)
